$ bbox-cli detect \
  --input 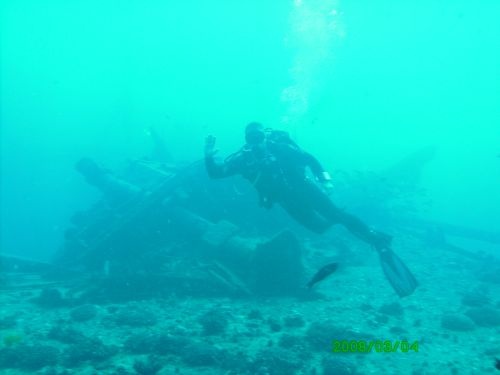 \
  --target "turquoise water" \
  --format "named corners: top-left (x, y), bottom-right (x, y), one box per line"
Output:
top-left (1, 1), bottom-right (500, 374)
